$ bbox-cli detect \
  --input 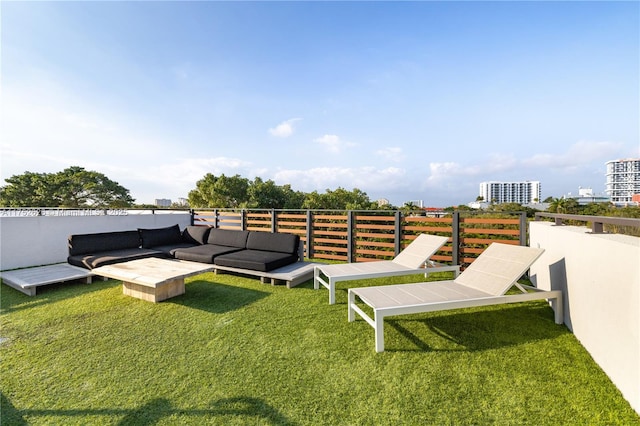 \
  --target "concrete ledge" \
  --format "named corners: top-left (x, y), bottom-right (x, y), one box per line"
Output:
top-left (214, 261), bottom-right (319, 288)
top-left (0, 263), bottom-right (94, 296)
top-left (530, 221), bottom-right (640, 414)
